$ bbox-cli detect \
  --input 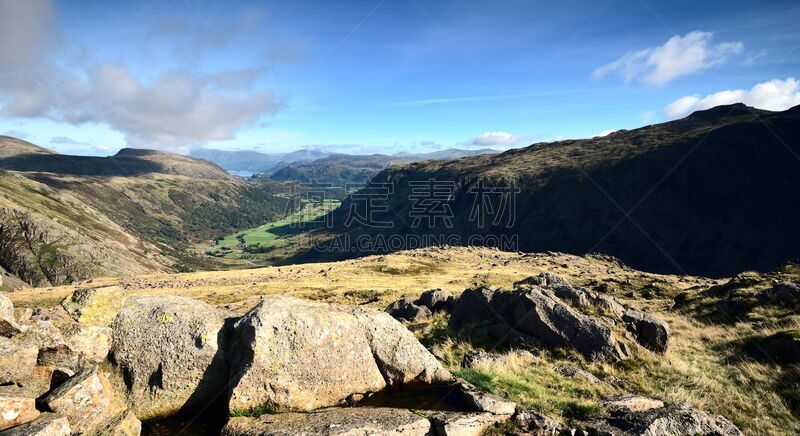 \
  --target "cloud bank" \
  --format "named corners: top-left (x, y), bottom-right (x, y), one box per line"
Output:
top-left (593, 31), bottom-right (743, 85)
top-left (662, 77), bottom-right (800, 119)
top-left (465, 131), bottom-right (533, 148)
